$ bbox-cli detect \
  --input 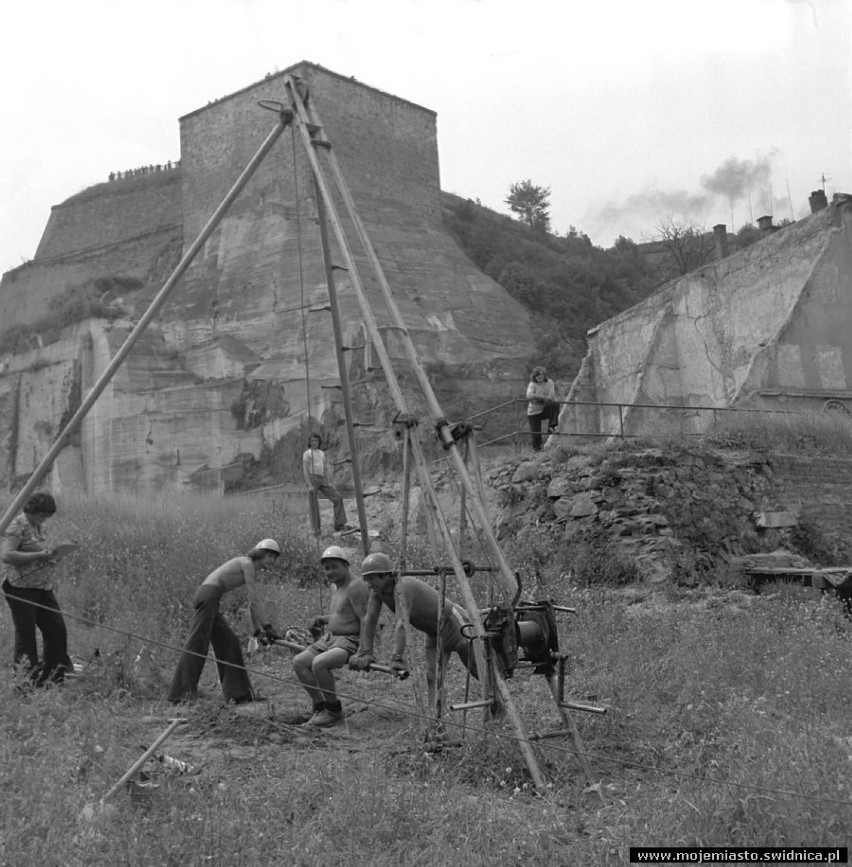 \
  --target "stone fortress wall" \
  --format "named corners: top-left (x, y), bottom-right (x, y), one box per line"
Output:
top-left (0, 61), bottom-right (535, 496)
top-left (0, 172), bottom-right (182, 334)
top-left (35, 170), bottom-right (183, 260)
